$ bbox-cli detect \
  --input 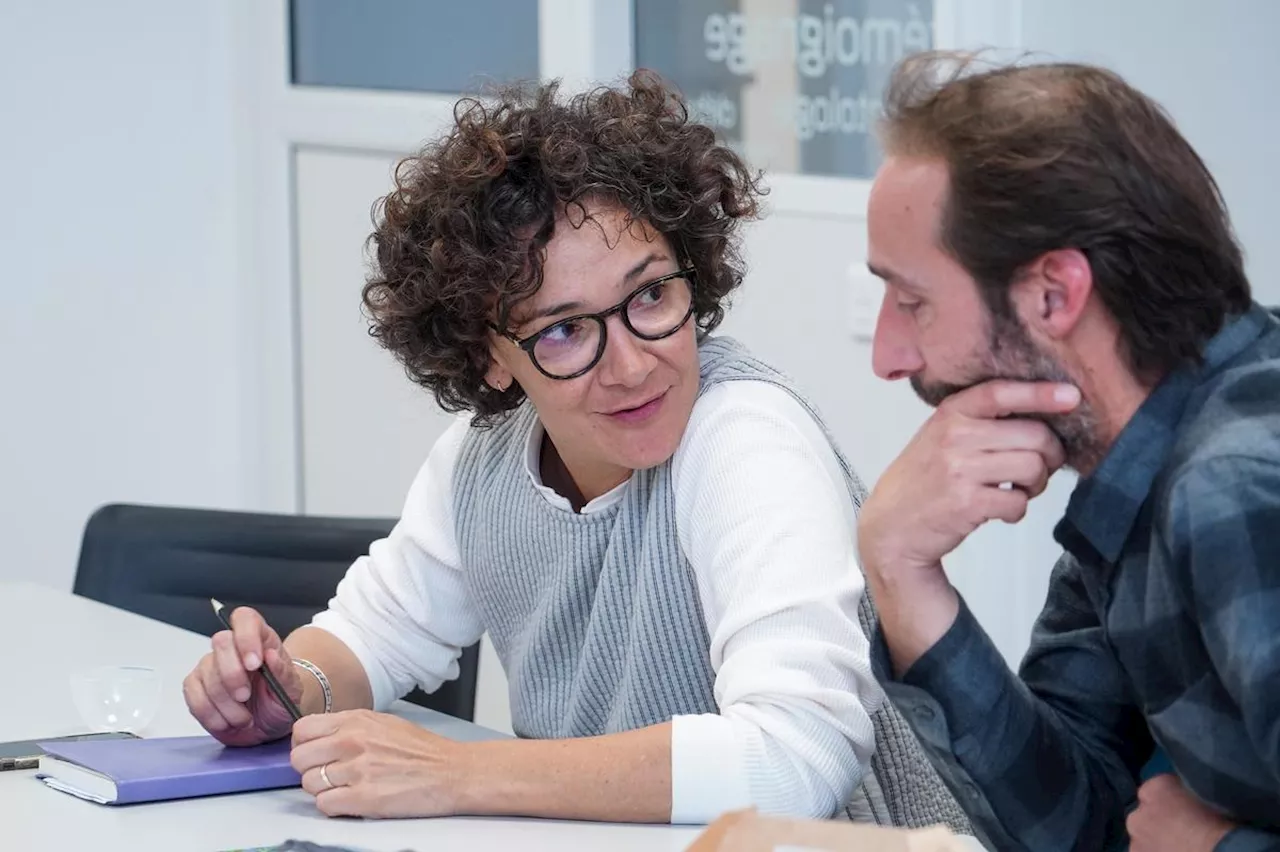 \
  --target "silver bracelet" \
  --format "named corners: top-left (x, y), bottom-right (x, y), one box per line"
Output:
top-left (292, 658), bottom-right (333, 714)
